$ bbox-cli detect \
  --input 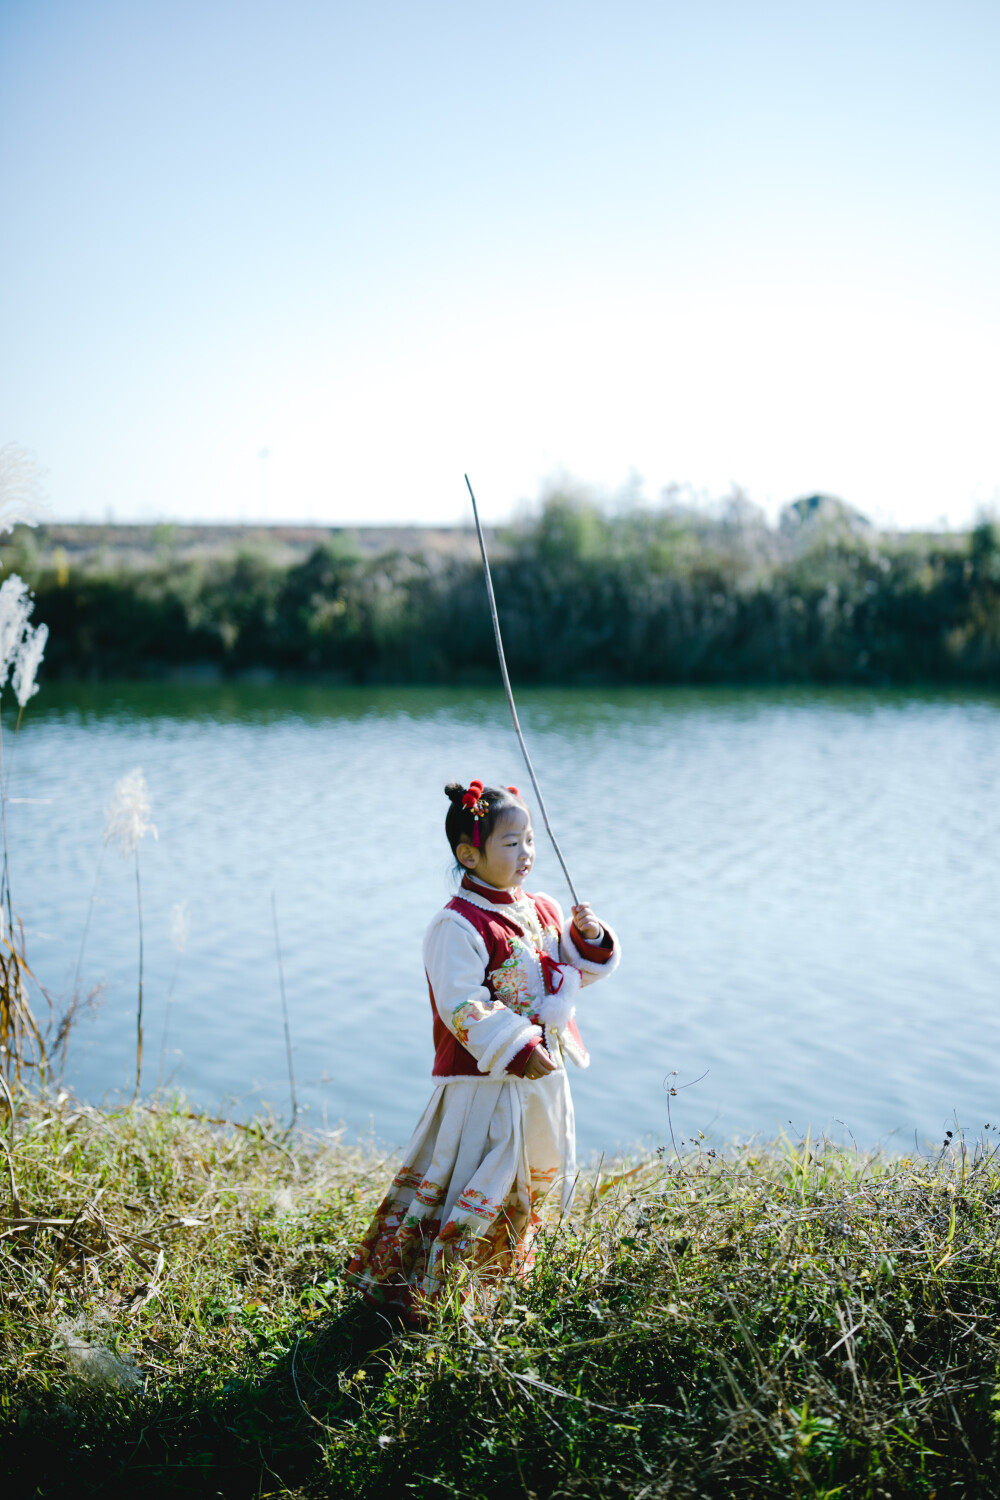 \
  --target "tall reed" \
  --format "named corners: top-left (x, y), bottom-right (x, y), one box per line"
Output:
top-left (156, 899), bottom-right (190, 1090)
top-left (0, 573), bottom-right (50, 1083)
top-left (271, 892), bottom-right (298, 1130)
top-left (103, 769), bottom-right (157, 1098)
